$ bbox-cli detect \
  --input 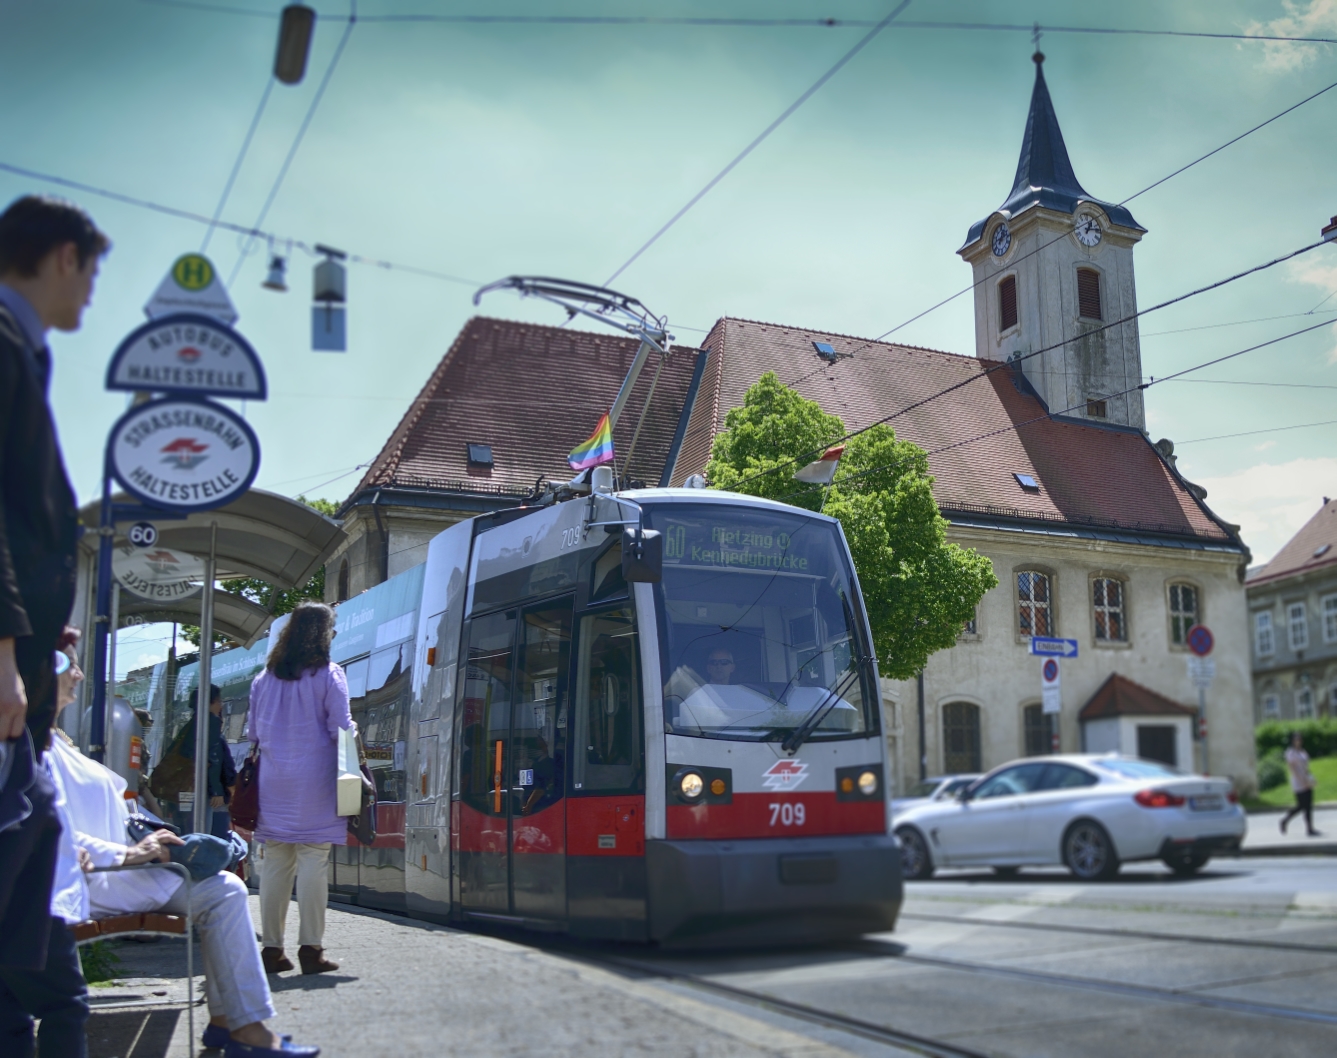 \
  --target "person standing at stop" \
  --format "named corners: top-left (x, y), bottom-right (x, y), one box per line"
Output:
top-left (0, 195), bottom-right (108, 1058)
